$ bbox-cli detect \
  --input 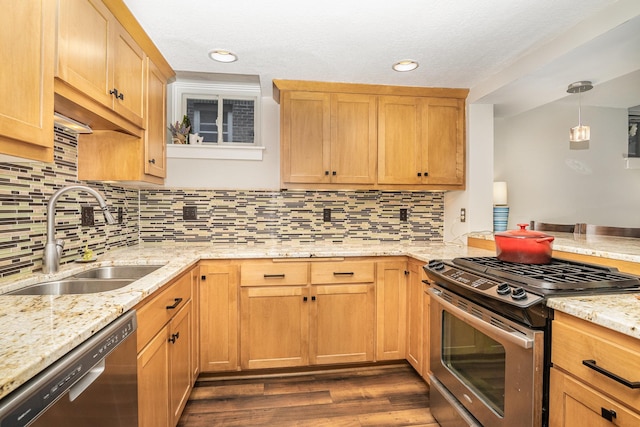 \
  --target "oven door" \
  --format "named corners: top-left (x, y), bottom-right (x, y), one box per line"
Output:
top-left (429, 286), bottom-right (544, 427)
